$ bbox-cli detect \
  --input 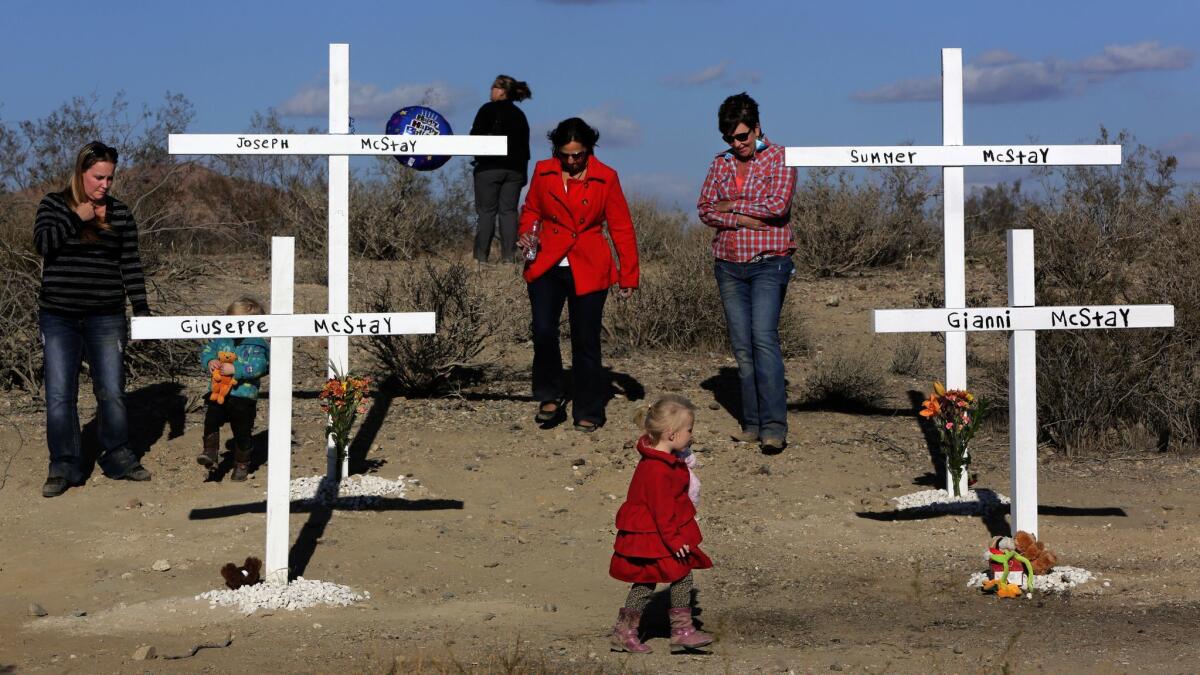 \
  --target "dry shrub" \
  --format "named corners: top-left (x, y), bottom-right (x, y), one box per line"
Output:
top-left (605, 226), bottom-right (808, 356)
top-left (801, 343), bottom-right (888, 408)
top-left (890, 335), bottom-right (924, 376)
top-left (1014, 130), bottom-right (1194, 454)
top-left (803, 346), bottom-right (887, 410)
top-left (0, 239), bottom-right (42, 391)
top-left (364, 261), bottom-right (498, 395)
top-left (791, 166), bottom-right (935, 277)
